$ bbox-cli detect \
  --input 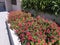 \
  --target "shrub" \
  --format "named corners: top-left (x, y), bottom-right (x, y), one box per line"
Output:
top-left (22, 0), bottom-right (60, 15)
top-left (8, 11), bottom-right (60, 45)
